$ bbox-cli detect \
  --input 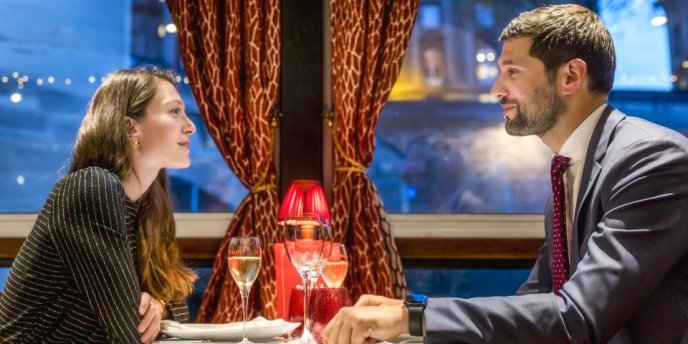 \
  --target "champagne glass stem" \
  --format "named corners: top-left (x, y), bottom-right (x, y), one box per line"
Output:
top-left (306, 278), bottom-right (316, 331)
top-left (301, 273), bottom-right (312, 339)
top-left (241, 291), bottom-right (249, 342)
